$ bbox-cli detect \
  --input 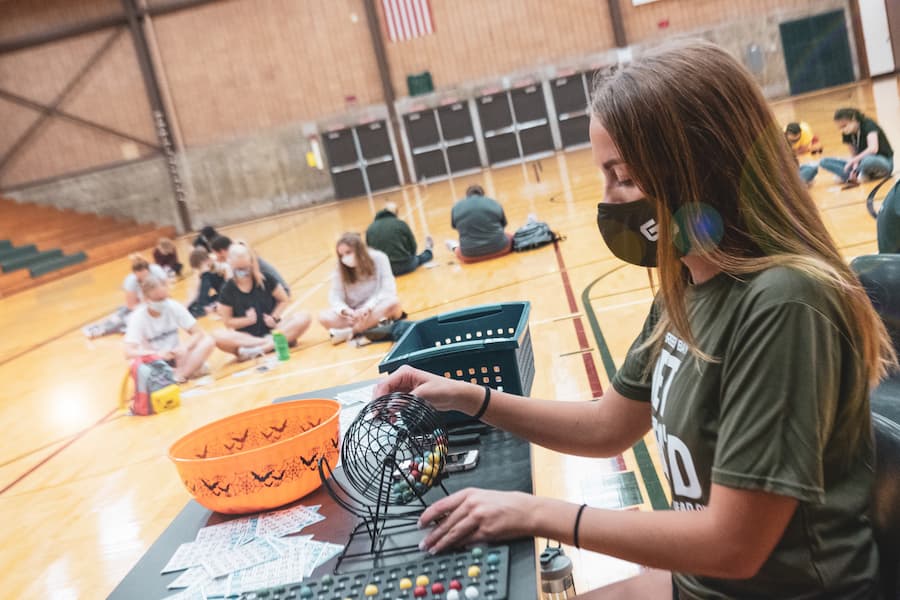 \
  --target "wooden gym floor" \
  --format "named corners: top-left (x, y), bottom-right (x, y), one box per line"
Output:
top-left (0, 76), bottom-right (897, 598)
